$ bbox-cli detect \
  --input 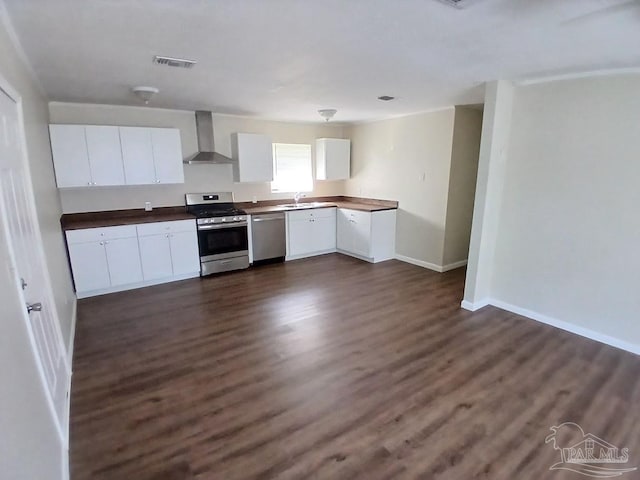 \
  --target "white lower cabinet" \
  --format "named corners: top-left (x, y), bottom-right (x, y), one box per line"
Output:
top-left (66, 225), bottom-right (142, 297)
top-left (286, 208), bottom-right (337, 260)
top-left (137, 220), bottom-right (200, 280)
top-left (104, 237), bottom-right (143, 286)
top-left (67, 241), bottom-right (111, 293)
top-left (138, 235), bottom-right (173, 280)
top-left (66, 220), bottom-right (199, 298)
top-left (337, 208), bottom-right (396, 263)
